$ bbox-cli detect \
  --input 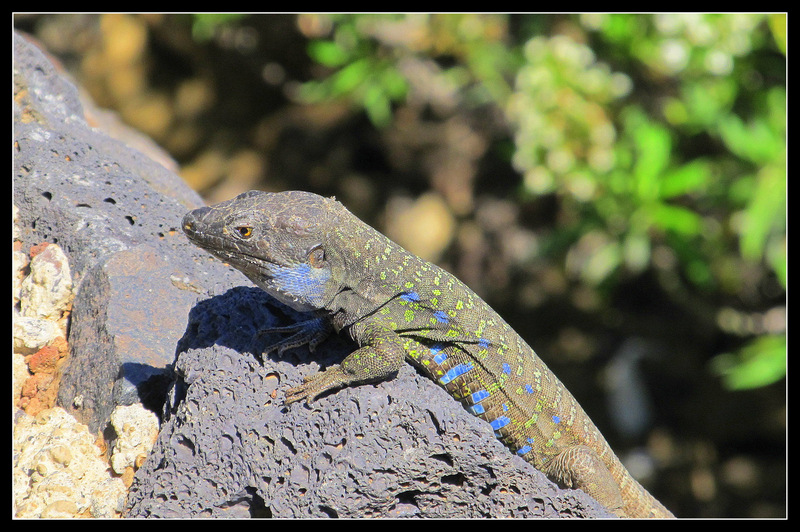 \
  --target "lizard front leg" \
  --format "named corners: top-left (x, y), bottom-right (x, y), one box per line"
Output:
top-left (541, 445), bottom-right (626, 517)
top-left (256, 315), bottom-right (332, 356)
top-left (285, 322), bottom-right (406, 404)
